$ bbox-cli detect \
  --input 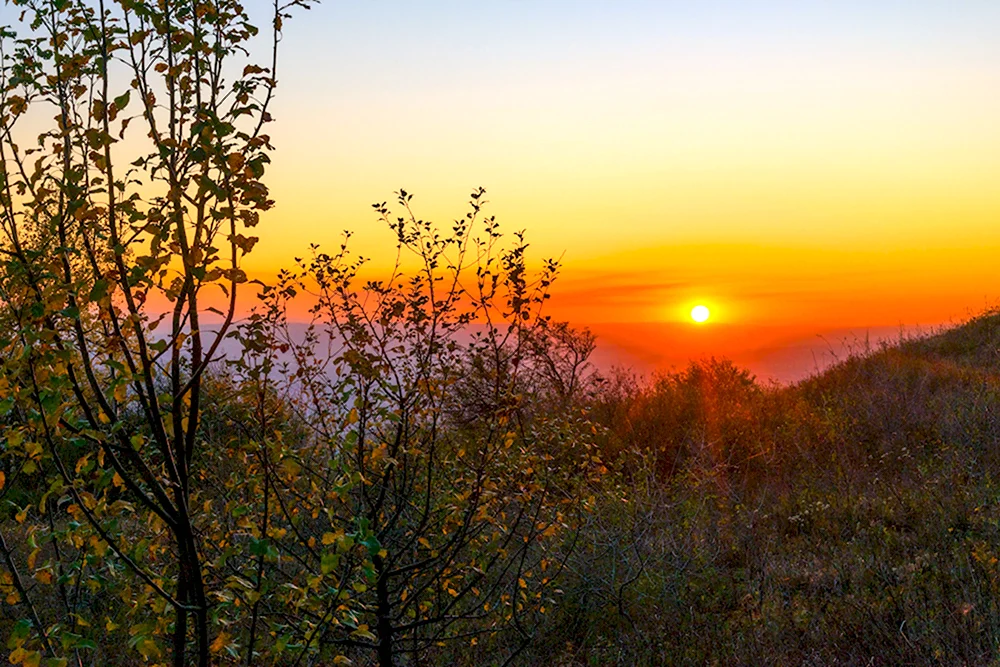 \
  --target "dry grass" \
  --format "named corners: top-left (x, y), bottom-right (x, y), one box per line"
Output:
top-left (507, 310), bottom-right (1000, 665)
